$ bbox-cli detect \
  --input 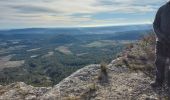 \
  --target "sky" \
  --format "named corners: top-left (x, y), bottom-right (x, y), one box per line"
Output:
top-left (0, 0), bottom-right (168, 29)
